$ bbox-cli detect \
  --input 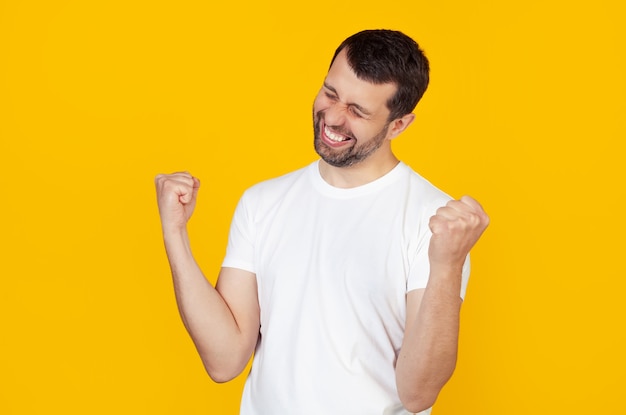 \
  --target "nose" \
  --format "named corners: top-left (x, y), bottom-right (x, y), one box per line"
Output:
top-left (324, 101), bottom-right (347, 128)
